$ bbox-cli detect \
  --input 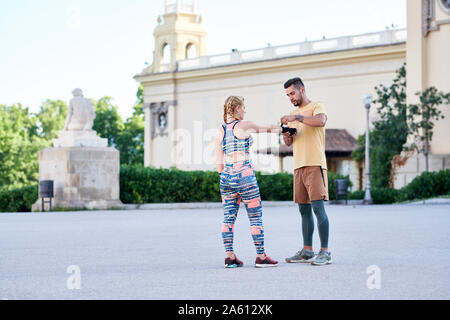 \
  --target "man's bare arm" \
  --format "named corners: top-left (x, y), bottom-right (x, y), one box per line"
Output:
top-left (281, 113), bottom-right (327, 127)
